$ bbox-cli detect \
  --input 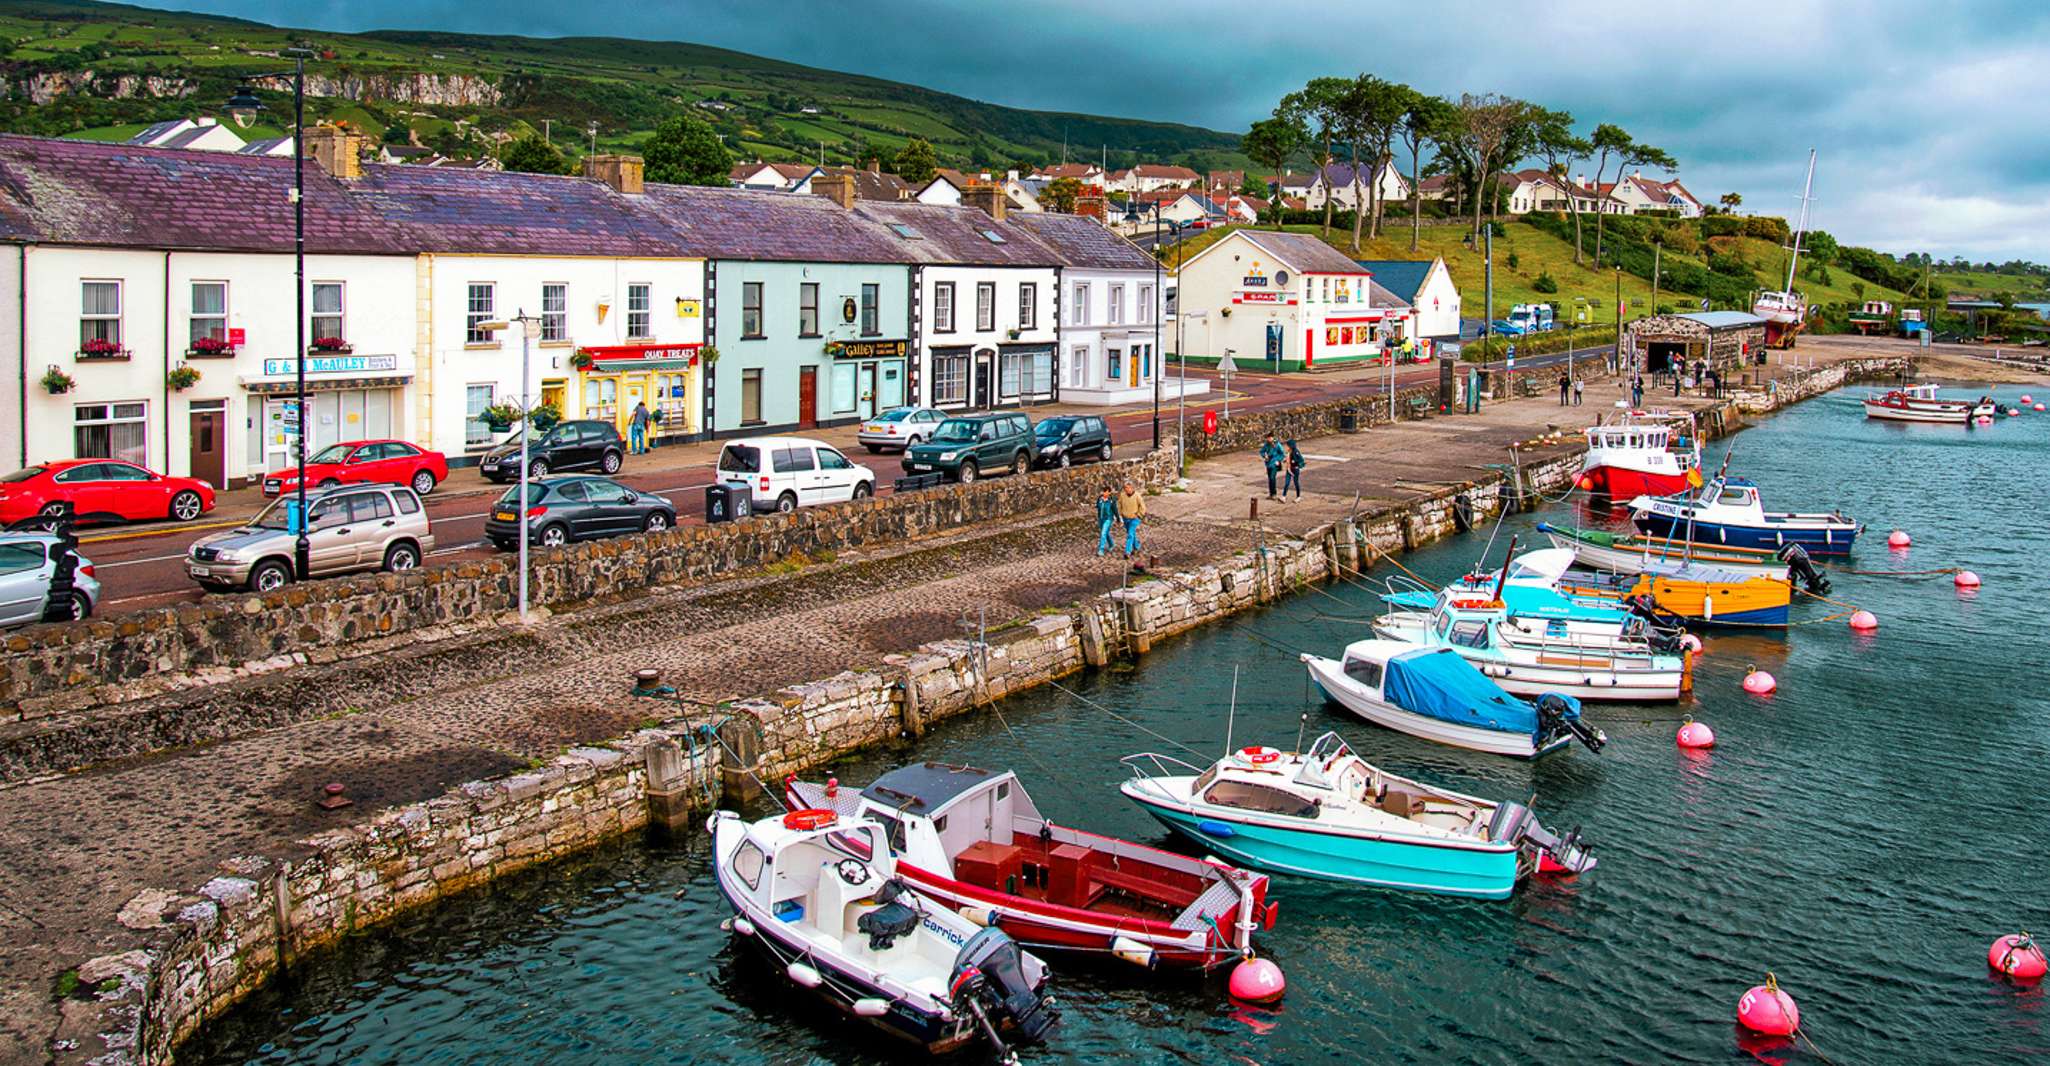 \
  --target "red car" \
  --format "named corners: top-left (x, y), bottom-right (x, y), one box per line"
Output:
top-left (0, 459), bottom-right (216, 525)
top-left (263, 439), bottom-right (448, 497)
